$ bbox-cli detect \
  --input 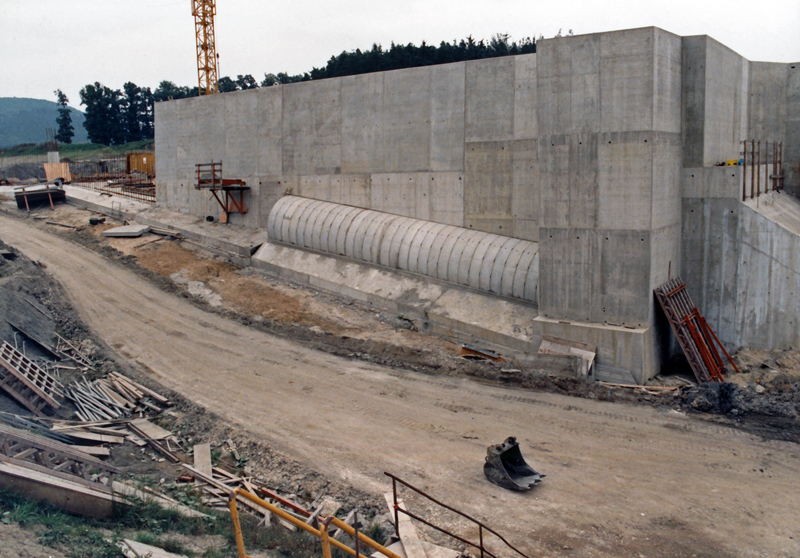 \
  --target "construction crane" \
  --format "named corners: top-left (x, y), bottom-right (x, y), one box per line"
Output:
top-left (191, 0), bottom-right (219, 95)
